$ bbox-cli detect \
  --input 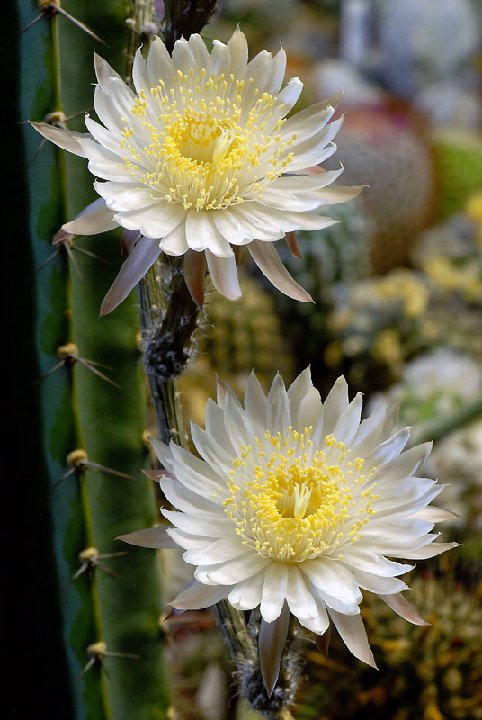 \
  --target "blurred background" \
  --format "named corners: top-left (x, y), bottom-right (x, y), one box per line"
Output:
top-left (166, 1), bottom-right (482, 718)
